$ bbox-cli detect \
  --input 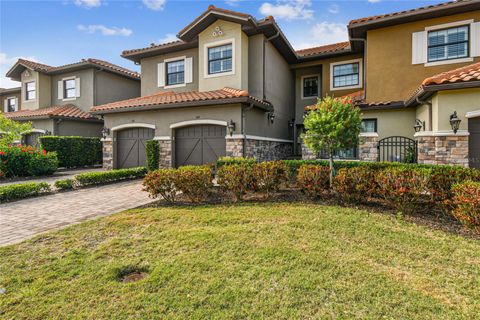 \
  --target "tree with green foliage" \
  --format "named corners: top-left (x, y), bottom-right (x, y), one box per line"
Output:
top-left (302, 96), bottom-right (362, 187)
top-left (0, 114), bottom-right (32, 146)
